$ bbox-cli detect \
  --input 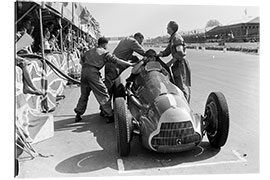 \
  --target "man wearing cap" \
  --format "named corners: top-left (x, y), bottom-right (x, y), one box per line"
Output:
top-left (104, 33), bottom-right (146, 100)
top-left (74, 37), bottom-right (133, 123)
top-left (158, 21), bottom-right (191, 102)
